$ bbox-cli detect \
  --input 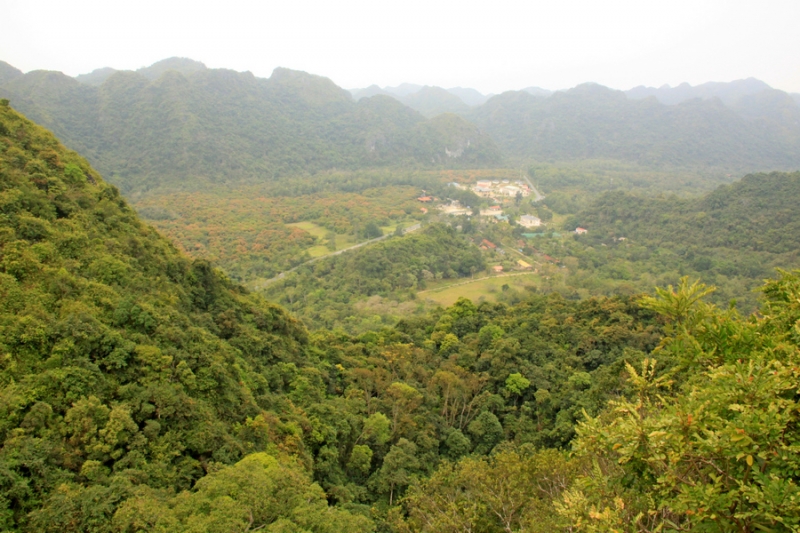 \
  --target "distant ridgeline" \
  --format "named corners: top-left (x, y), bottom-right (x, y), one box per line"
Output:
top-left (2, 58), bottom-right (800, 196)
top-left (0, 59), bottom-right (501, 193)
top-left (466, 83), bottom-right (800, 172)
